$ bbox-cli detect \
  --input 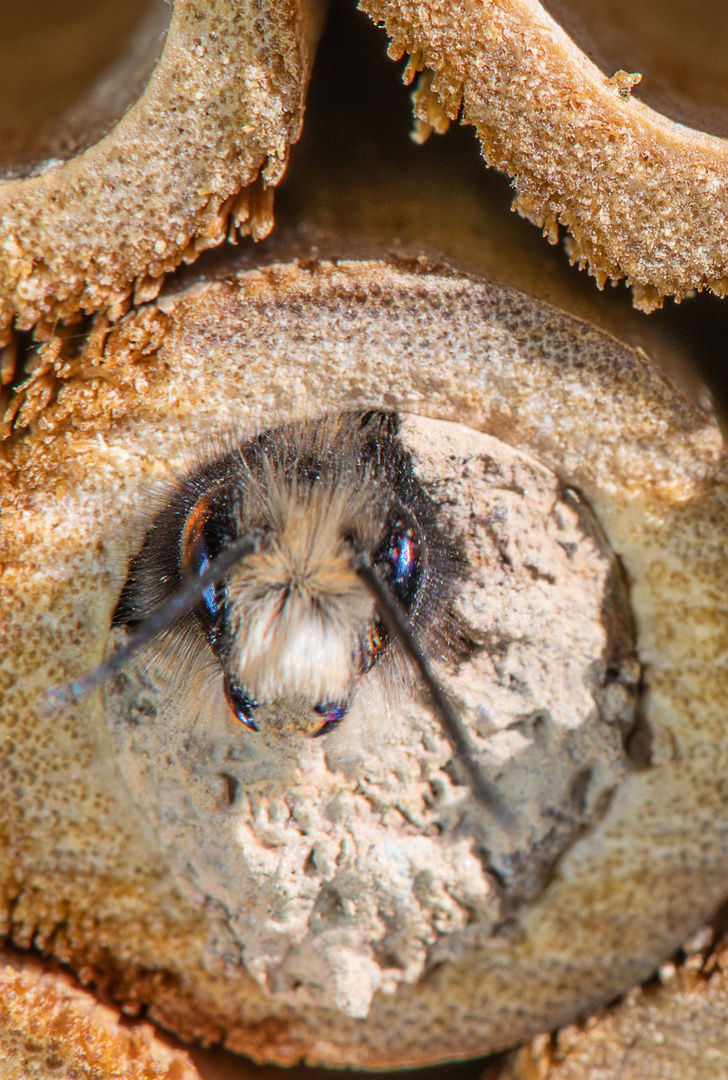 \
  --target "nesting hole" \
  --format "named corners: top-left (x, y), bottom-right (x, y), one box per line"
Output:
top-left (0, 0), bottom-right (170, 178)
